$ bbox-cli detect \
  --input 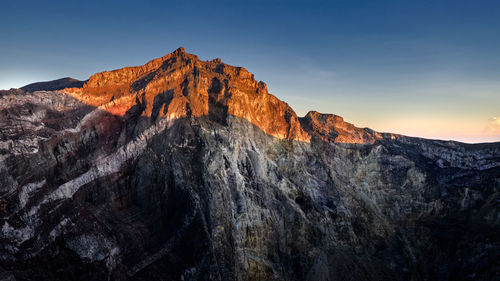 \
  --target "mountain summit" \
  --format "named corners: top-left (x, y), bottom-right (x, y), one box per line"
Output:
top-left (1, 48), bottom-right (499, 281)
top-left (62, 47), bottom-right (309, 141)
top-left (60, 47), bottom-right (392, 144)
